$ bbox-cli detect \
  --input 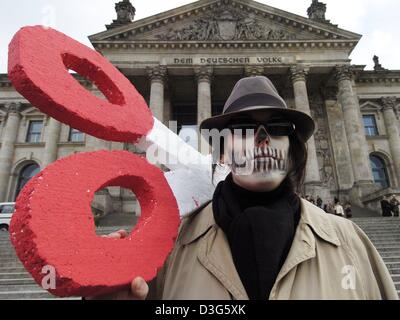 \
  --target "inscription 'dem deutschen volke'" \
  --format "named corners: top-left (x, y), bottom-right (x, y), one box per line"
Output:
top-left (172, 56), bottom-right (290, 65)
